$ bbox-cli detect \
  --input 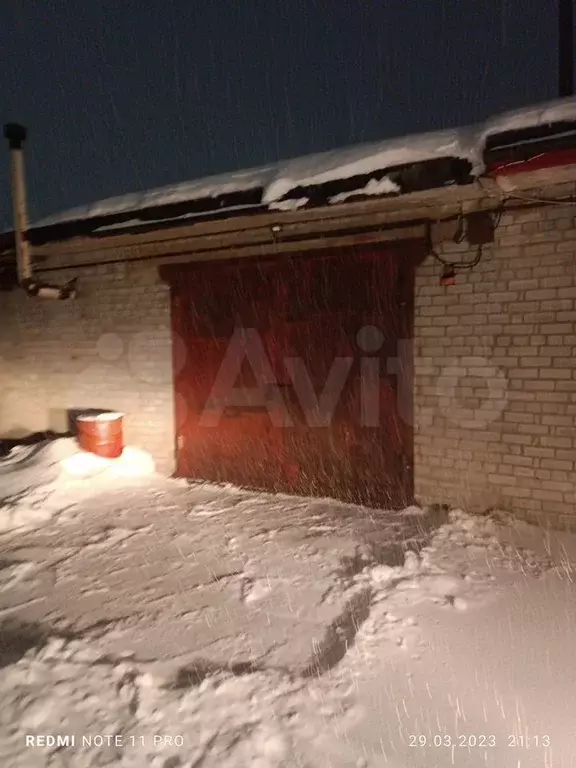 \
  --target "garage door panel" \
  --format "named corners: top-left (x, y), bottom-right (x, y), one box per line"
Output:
top-left (176, 337), bottom-right (230, 404)
top-left (170, 242), bottom-right (422, 508)
top-left (183, 266), bottom-right (279, 337)
top-left (281, 377), bottom-right (407, 506)
top-left (180, 414), bottom-right (285, 490)
top-left (282, 425), bottom-right (402, 505)
top-left (275, 318), bottom-right (355, 388)
top-left (277, 252), bottom-right (377, 318)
